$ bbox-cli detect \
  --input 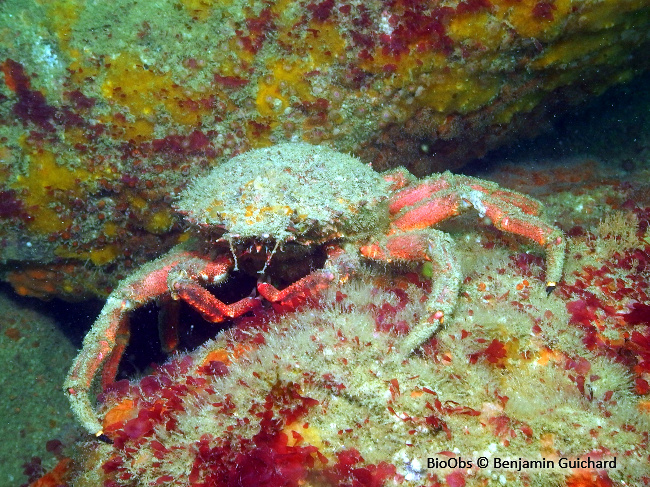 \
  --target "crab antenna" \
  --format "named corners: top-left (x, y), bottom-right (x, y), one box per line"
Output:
top-left (227, 236), bottom-right (238, 270)
top-left (259, 240), bottom-right (281, 274)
